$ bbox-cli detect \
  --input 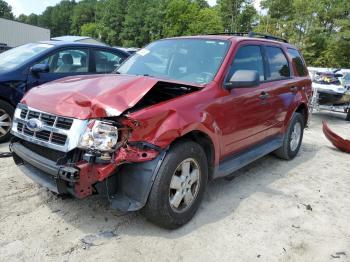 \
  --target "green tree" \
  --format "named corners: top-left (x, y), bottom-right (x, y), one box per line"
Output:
top-left (18, 13), bottom-right (39, 26)
top-left (192, 0), bottom-right (209, 9)
top-left (218, 0), bottom-right (257, 32)
top-left (96, 0), bottom-right (128, 45)
top-left (38, 1), bottom-right (76, 37)
top-left (0, 0), bottom-right (14, 19)
top-left (81, 22), bottom-right (99, 39)
top-left (164, 0), bottom-right (199, 37)
top-left (257, 0), bottom-right (350, 67)
top-left (71, 0), bottom-right (97, 34)
top-left (26, 14), bottom-right (39, 25)
top-left (188, 7), bottom-right (224, 34)
top-left (120, 0), bottom-right (151, 46)
top-left (143, 0), bottom-right (170, 42)
top-left (17, 14), bottom-right (28, 23)
top-left (236, 3), bottom-right (257, 32)
top-left (260, 0), bottom-right (293, 20)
